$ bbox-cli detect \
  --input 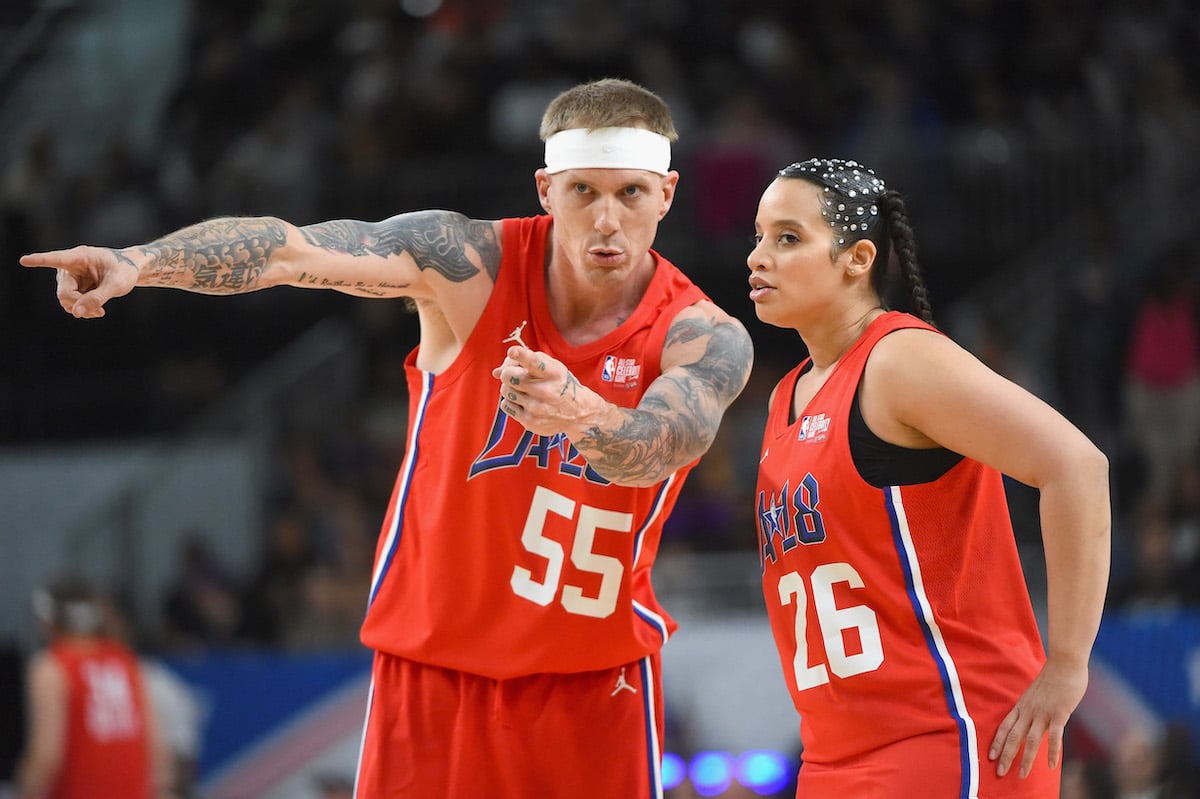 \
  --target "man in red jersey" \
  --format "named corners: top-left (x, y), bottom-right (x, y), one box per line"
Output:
top-left (20, 79), bottom-right (754, 798)
top-left (16, 576), bottom-right (169, 799)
